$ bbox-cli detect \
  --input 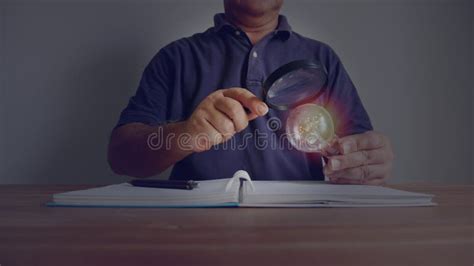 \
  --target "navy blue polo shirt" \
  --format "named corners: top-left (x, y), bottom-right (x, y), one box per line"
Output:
top-left (116, 13), bottom-right (373, 181)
